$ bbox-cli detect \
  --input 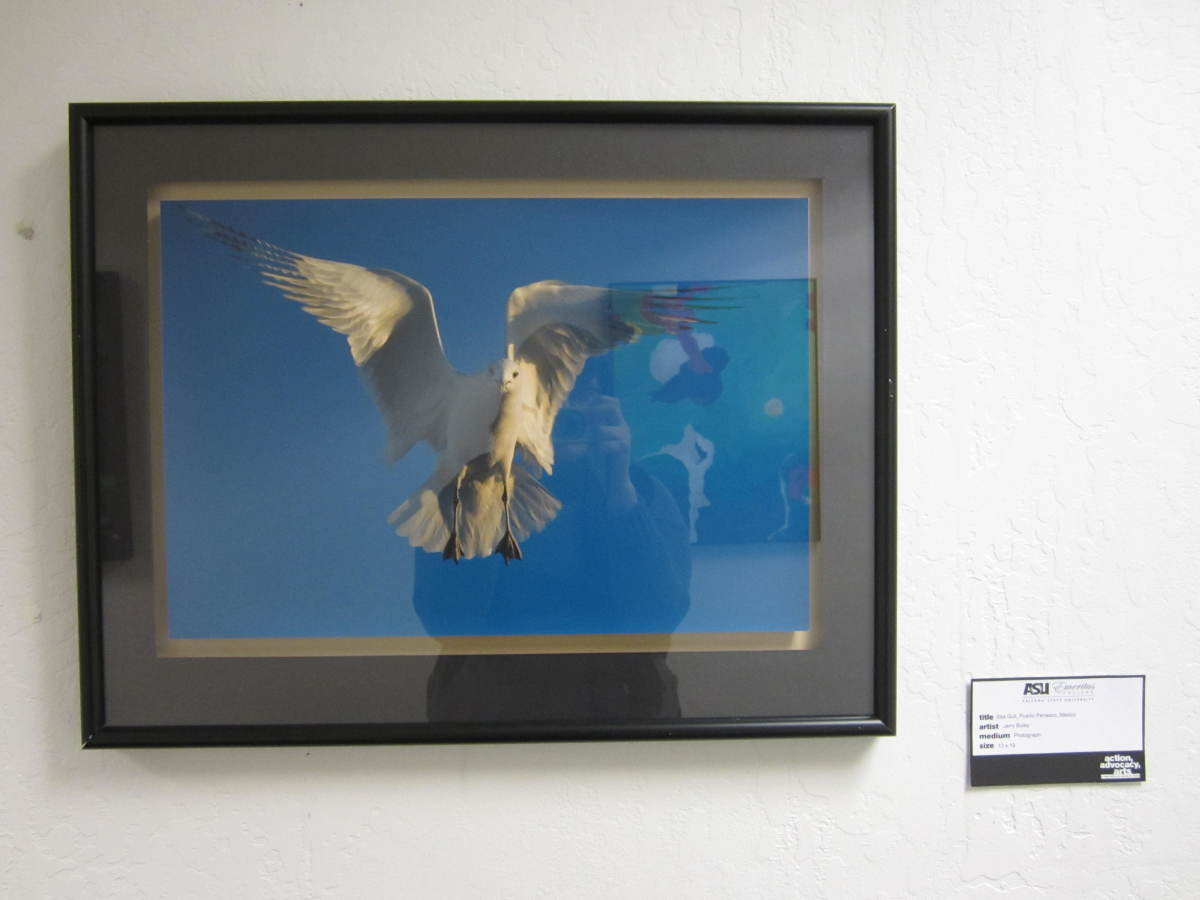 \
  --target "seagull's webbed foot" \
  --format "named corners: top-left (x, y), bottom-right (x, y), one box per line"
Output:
top-left (442, 532), bottom-right (463, 564)
top-left (494, 531), bottom-right (522, 565)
